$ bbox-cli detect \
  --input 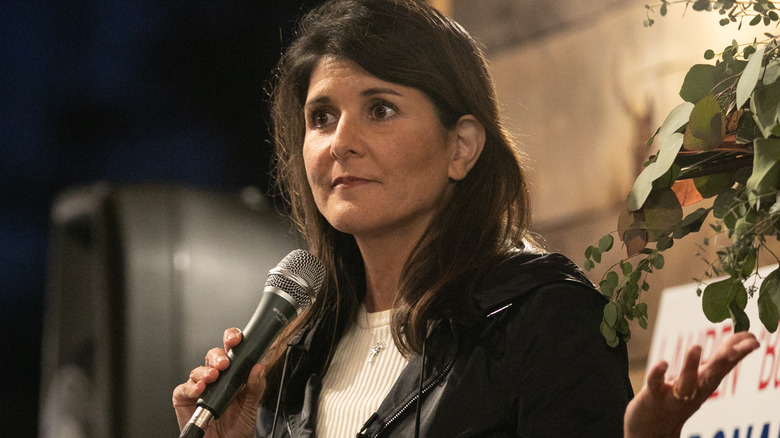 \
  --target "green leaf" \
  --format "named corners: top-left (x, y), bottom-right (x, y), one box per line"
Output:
top-left (598, 234), bottom-right (614, 253)
top-left (627, 104), bottom-right (693, 211)
top-left (702, 278), bottom-right (743, 323)
top-left (684, 94), bottom-right (726, 151)
top-left (604, 302), bottom-right (619, 327)
top-left (644, 189), bottom-right (684, 241)
top-left (713, 187), bottom-right (737, 218)
top-left (601, 320), bottom-right (619, 347)
top-left (741, 252), bottom-right (756, 278)
top-left (746, 138), bottom-right (780, 208)
top-left (758, 267), bottom-right (780, 332)
top-left (764, 59), bottom-right (780, 86)
top-left (693, 0), bottom-right (712, 11)
top-left (621, 261), bottom-right (633, 277)
top-left (733, 216), bottom-right (753, 239)
top-left (737, 110), bottom-right (764, 144)
top-left (750, 80), bottom-right (780, 137)
top-left (592, 248), bottom-right (602, 263)
top-left (729, 300), bottom-right (751, 332)
top-left (605, 271), bottom-right (619, 290)
top-left (735, 277), bottom-right (748, 309)
top-left (652, 253), bottom-right (665, 269)
top-left (737, 44), bottom-right (766, 109)
top-left (680, 65), bottom-right (726, 104)
top-left (653, 163), bottom-right (681, 189)
top-left (694, 171), bottom-right (736, 198)
top-left (615, 314), bottom-right (630, 334)
top-left (627, 134), bottom-right (686, 211)
top-left (657, 235), bottom-right (674, 250)
top-left (673, 207), bottom-right (710, 238)
top-left (769, 192), bottom-right (780, 215)
top-left (617, 208), bottom-right (648, 256)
